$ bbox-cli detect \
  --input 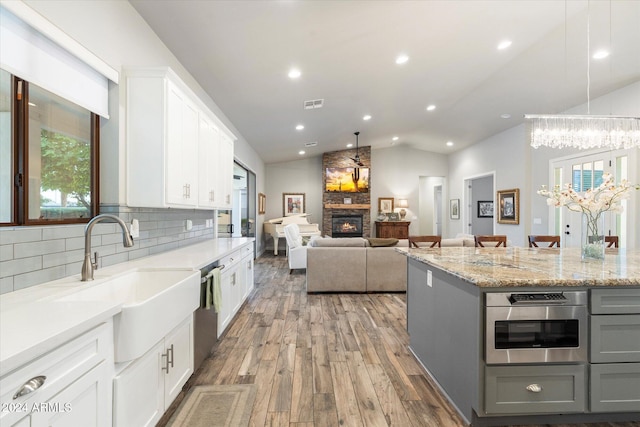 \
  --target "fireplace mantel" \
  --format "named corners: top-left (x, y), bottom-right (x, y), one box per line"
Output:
top-left (324, 203), bottom-right (370, 209)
